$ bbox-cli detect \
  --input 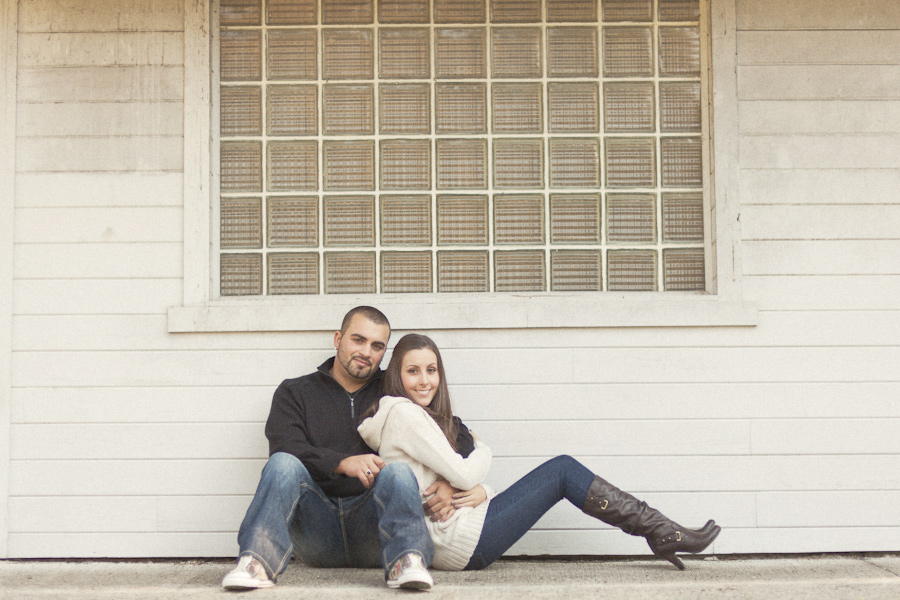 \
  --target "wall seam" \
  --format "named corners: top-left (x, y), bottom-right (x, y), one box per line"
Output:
top-left (0, 0), bottom-right (19, 559)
